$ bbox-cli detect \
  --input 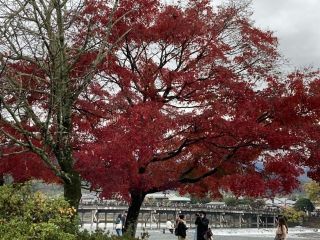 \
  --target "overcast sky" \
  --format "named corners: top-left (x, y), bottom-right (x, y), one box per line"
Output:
top-left (250, 0), bottom-right (320, 69)
top-left (164, 0), bottom-right (320, 69)
top-left (222, 0), bottom-right (320, 70)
